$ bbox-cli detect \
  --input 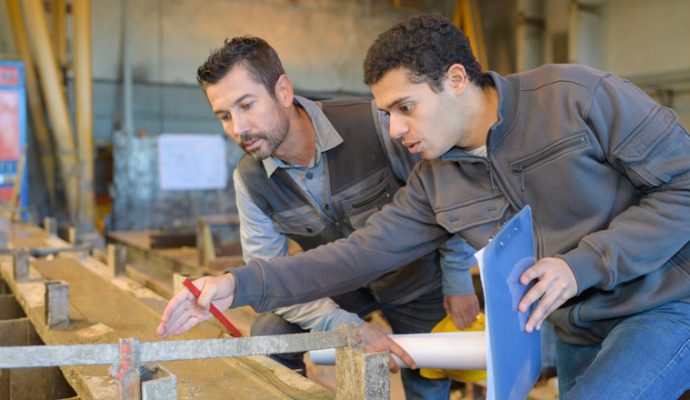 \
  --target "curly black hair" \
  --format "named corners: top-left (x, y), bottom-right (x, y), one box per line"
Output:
top-left (196, 36), bottom-right (285, 96)
top-left (363, 14), bottom-right (492, 92)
